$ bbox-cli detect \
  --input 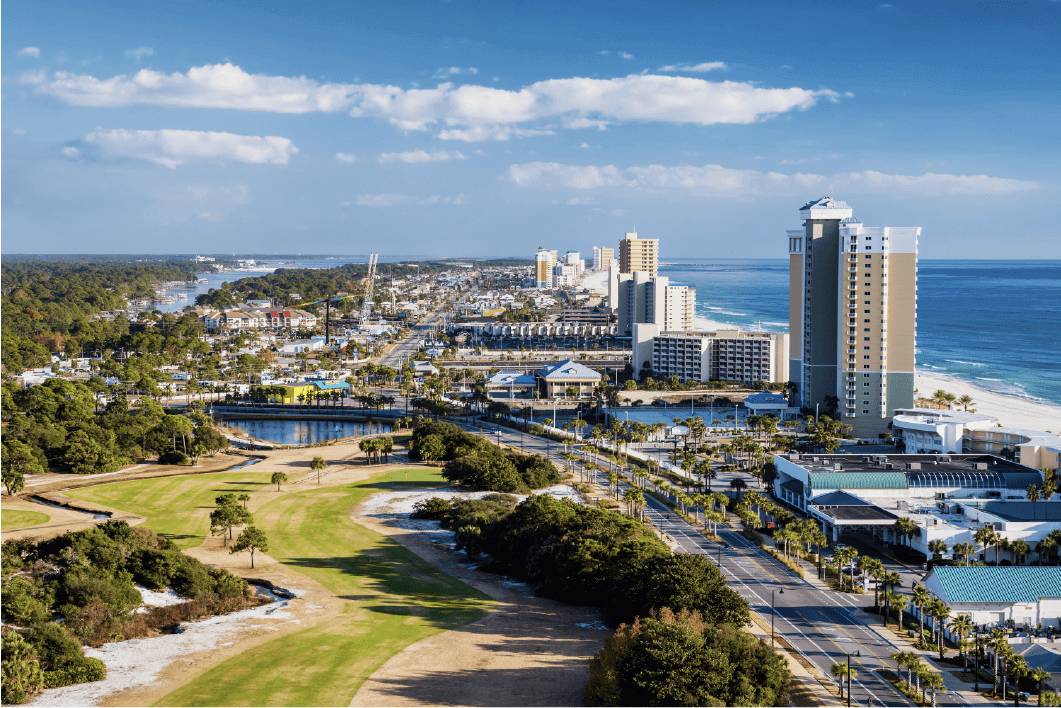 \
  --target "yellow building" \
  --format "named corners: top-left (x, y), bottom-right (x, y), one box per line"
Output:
top-left (269, 379), bottom-right (351, 404)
